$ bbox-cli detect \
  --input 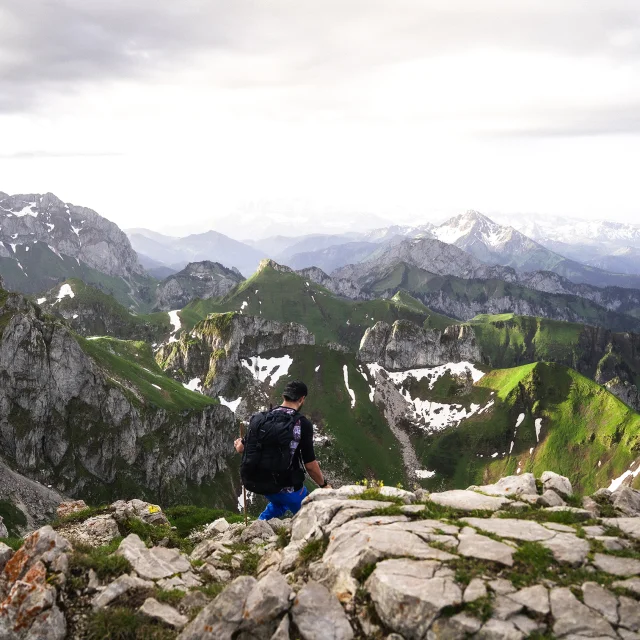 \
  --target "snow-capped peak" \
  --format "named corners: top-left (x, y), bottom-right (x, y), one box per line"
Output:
top-left (433, 210), bottom-right (513, 248)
